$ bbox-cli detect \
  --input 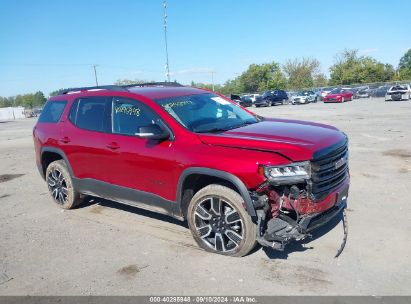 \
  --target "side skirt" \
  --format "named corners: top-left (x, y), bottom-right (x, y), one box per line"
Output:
top-left (72, 178), bottom-right (184, 221)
